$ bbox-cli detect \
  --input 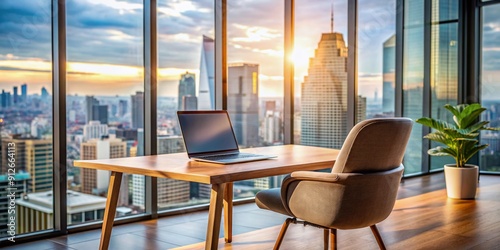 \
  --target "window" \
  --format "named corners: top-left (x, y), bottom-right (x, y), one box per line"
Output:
top-left (66, 0), bottom-right (145, 224)
top-left (156, 0), bottom-right (215, 210)
top-left (0, 0), bottom-right (53, 237)
top-left (227, 0), bottom-right (285, 198)
top-left (480, 3), bottom-right (500, 172)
